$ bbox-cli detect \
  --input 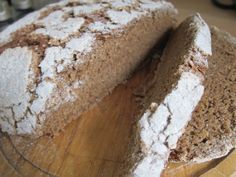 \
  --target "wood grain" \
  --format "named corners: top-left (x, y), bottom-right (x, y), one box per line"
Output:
top-left (0, 57), bottom-right (225, 177)
top-left (0, 0), bottom-right (236, 177)
top-left (201, 150), bottom-right (236, 177)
